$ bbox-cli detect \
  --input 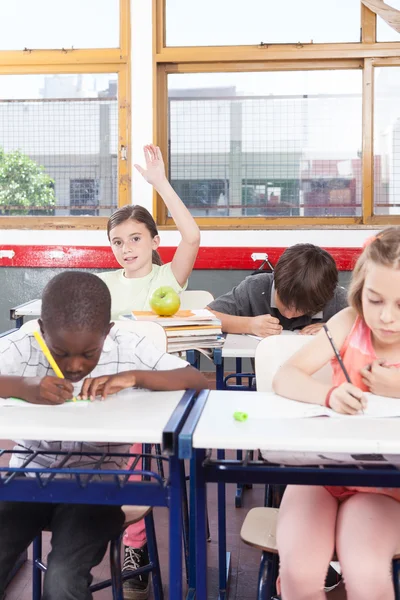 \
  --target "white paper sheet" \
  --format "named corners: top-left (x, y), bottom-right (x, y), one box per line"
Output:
top-left (0, 398), bottom-right (89, 409)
